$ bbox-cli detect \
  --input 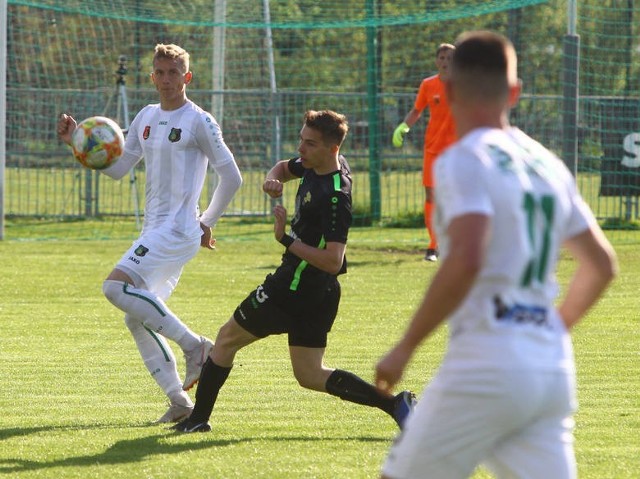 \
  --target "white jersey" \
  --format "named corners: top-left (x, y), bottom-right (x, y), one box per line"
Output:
top-left (434, 127), bottom-right (596, 372)
top-left (103, 100), bottom-right (238, 239)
